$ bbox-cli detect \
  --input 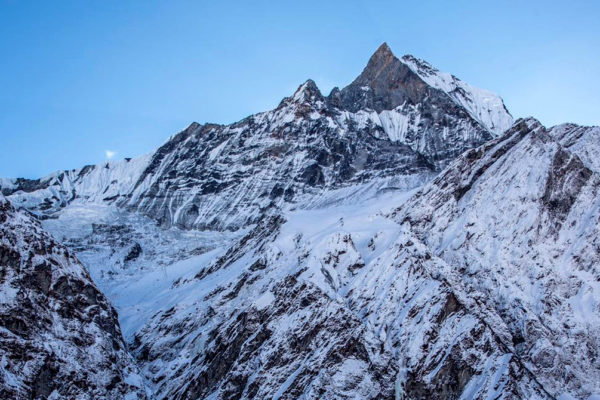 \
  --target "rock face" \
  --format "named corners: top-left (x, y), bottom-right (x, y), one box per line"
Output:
top-left (331, 43), bottom-right (504, 166)
top-left (1, 44), bottom-right (598, 400)
top-left (548, 123), bottom-right (600, 172)
top-left (0, 195), bottom-right (146, 399)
